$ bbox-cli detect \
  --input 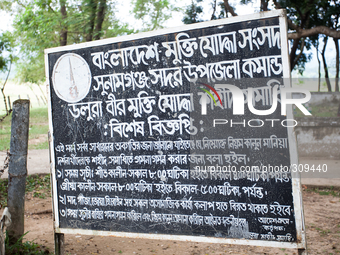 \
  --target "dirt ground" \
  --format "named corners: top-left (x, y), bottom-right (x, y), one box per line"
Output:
top-left (1, 188), bottom-right (339, 255)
